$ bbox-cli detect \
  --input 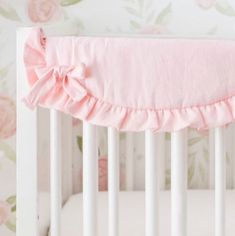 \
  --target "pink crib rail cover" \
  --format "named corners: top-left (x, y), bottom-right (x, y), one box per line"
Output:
top-left (23, 28), bottom-right (235, 132)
